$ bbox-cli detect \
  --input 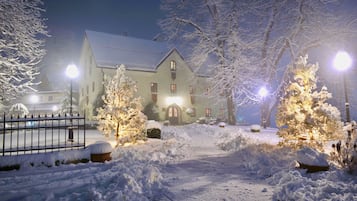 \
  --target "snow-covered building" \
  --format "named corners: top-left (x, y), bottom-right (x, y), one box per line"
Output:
top-left (78, 30), bottom-right (226, 124)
